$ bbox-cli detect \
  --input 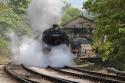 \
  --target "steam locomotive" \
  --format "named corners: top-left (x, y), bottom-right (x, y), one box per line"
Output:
top-left (42, 24), bottom-right (69, 52)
